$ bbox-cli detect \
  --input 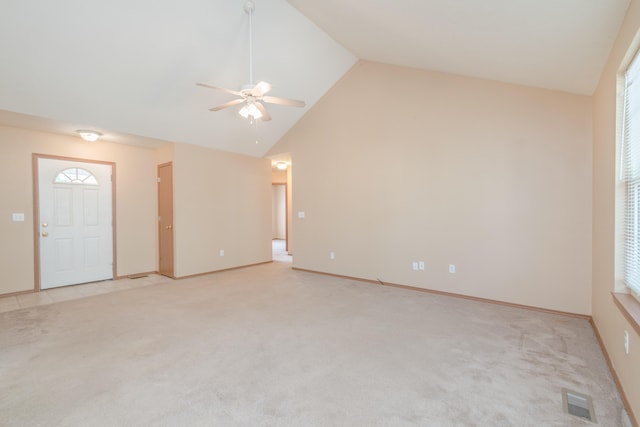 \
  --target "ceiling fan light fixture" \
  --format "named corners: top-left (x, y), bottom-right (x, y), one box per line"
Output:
top-left (76, 130), bottom-right (102, 142)
top-left (239, 103), bottom-right (262, 120)
top-left (196, 0), bottom-right (304, 125)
